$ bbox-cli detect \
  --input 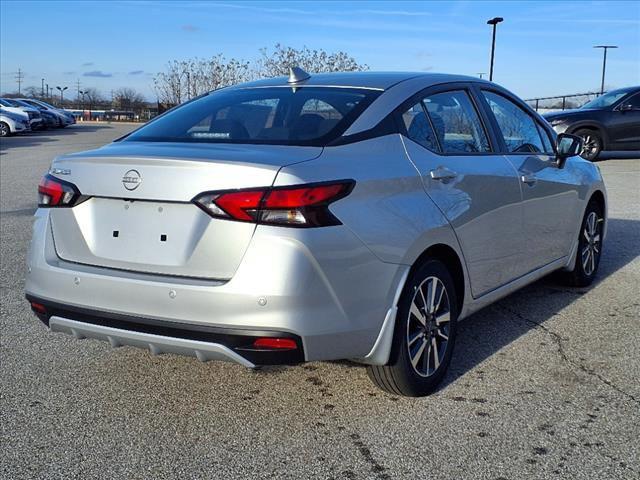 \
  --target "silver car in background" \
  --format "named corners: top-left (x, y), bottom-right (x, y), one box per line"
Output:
top-left (26, 70), bottom-right (607, 396)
